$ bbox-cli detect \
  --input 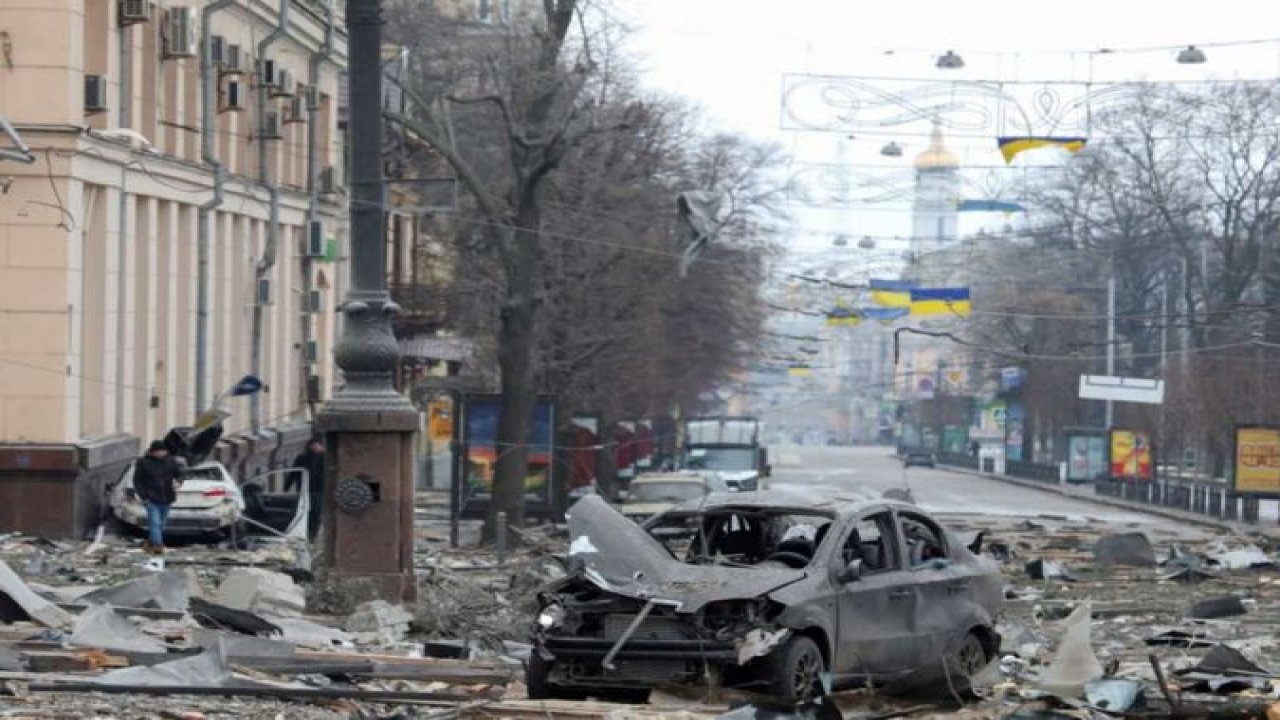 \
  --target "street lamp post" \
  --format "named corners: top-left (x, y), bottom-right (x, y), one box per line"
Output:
top-left (315, 0), bottom-right (419, 604)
